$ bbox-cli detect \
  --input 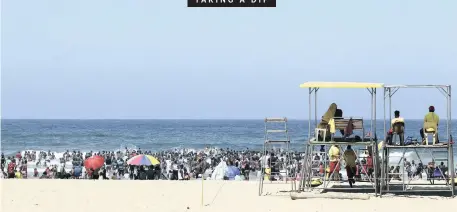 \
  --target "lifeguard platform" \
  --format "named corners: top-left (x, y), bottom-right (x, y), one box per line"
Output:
top-left (258, 117), bottom-right (293, 196)
top-left (380, 85), bottom-right (455, 197)
top-left (292, 82), bottom-right (383, 197)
